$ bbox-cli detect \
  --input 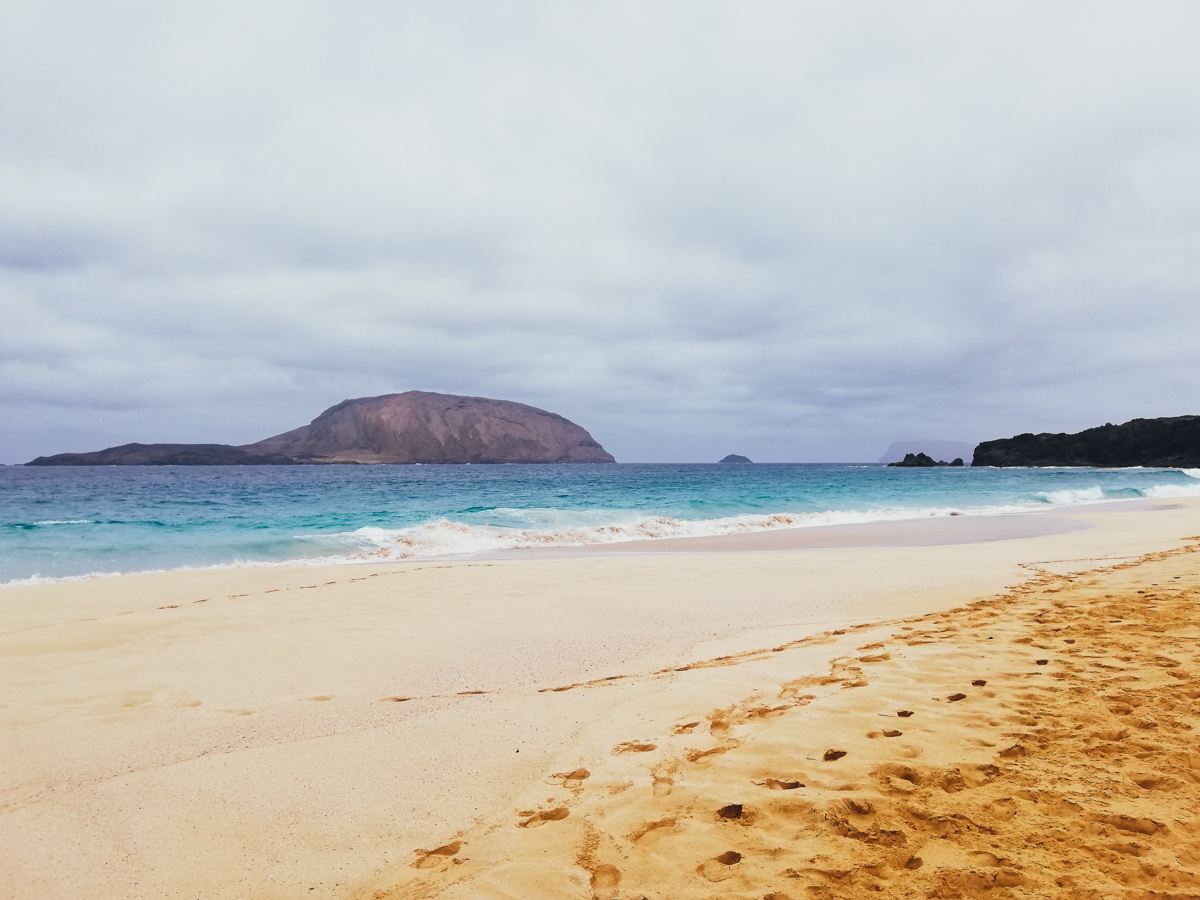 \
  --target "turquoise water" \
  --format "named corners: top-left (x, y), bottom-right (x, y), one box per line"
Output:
top-left (2, 463), bottom-right (1200, 584)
